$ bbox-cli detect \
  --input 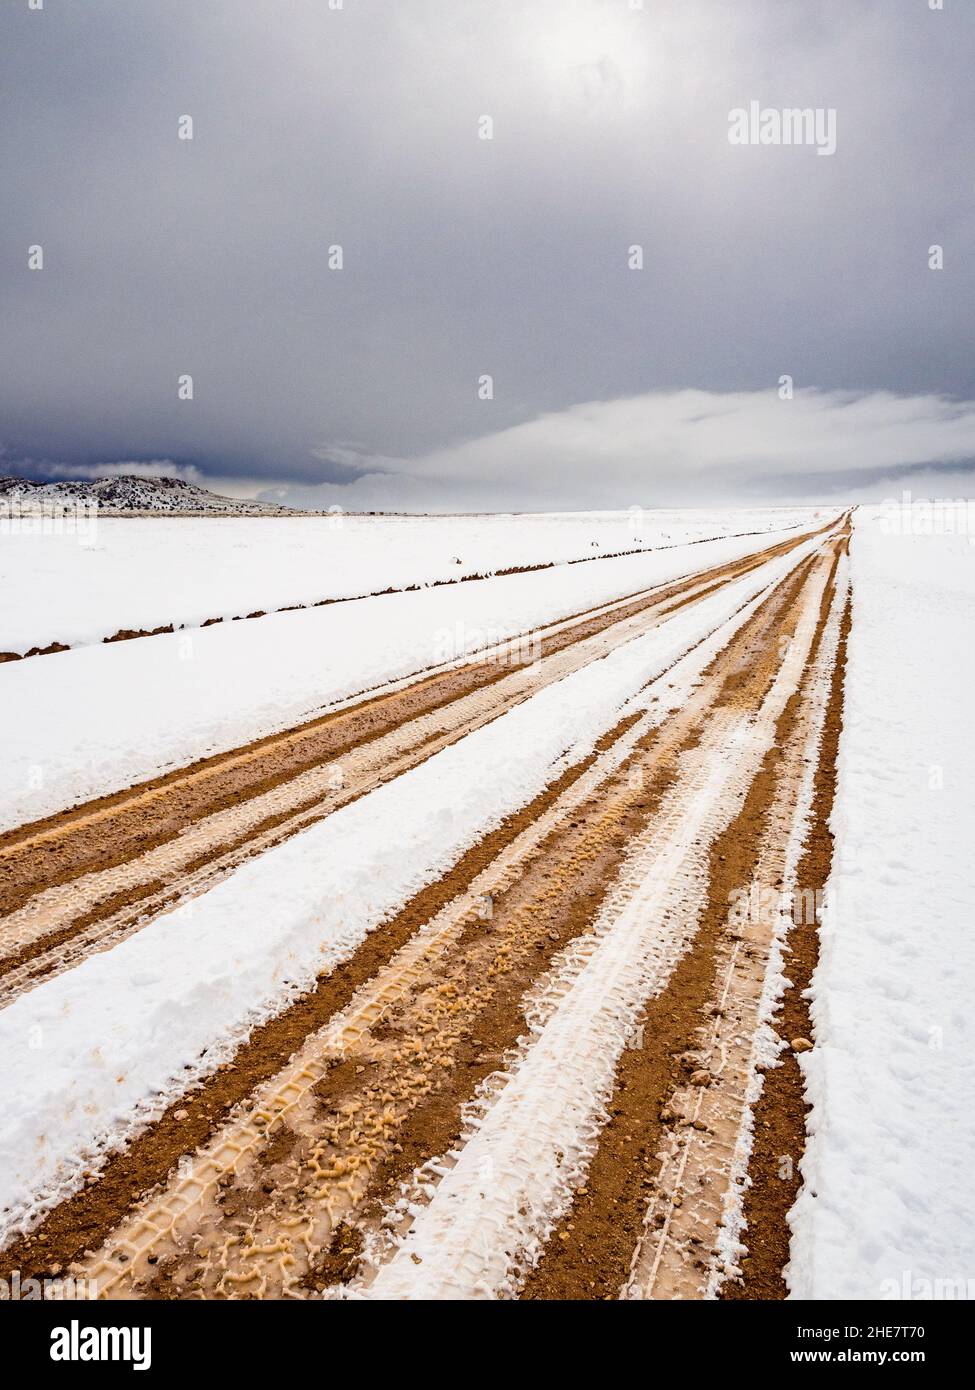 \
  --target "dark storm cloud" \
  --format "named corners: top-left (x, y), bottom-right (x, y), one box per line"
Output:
top-left (1, 0), bottom-right (973, 505)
